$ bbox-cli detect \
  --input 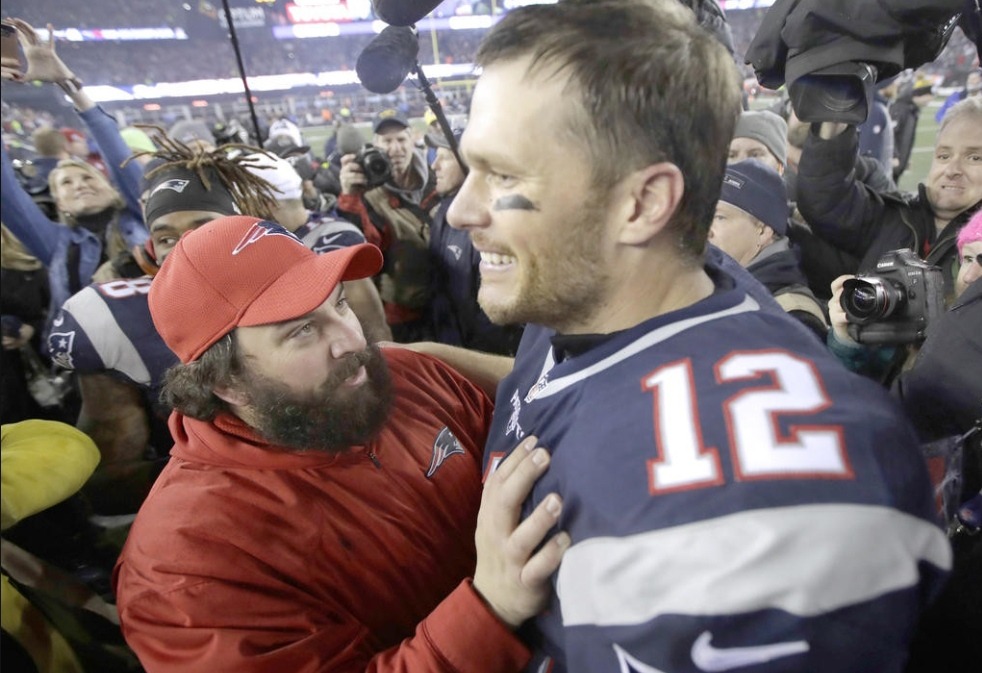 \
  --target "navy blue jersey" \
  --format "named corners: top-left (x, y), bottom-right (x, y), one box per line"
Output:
top-left (485, 263), bottom-right (950, 673)
top-left (47, 276), bottom-right (178, 455)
